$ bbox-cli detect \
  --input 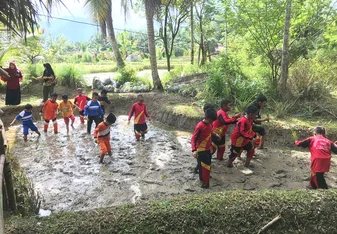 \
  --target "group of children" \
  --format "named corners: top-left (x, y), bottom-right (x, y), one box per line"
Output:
top-left (192, 94), bottom-right (337, 190)
top-left (10, 90), bottom-right (150, 164)
top-left (9, 89), bottom-right (337, 189)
